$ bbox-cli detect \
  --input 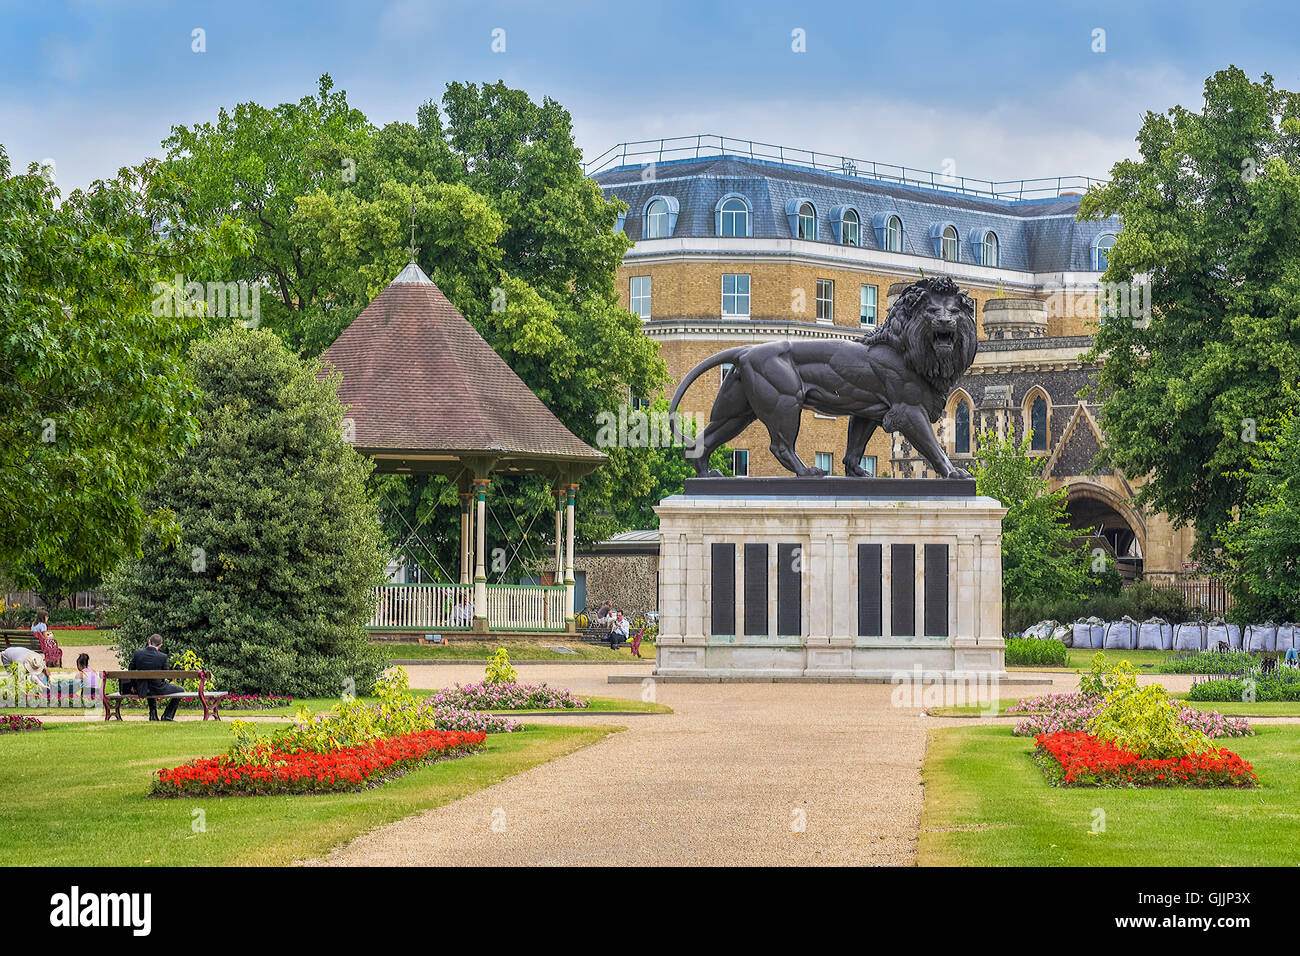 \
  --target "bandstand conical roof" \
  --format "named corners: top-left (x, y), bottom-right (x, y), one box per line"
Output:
top-left (321, 262), bottom-right (605, 479)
